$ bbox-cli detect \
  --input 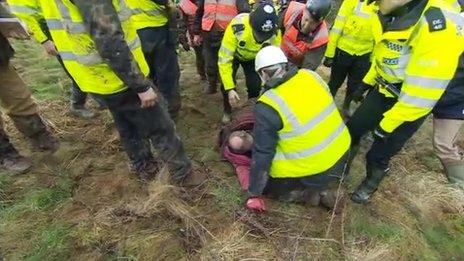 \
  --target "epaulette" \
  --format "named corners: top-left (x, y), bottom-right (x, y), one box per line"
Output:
top-left (232, 24), bottom-right (245, 34)
top-left (424, 6), bottom-right (446, 32)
